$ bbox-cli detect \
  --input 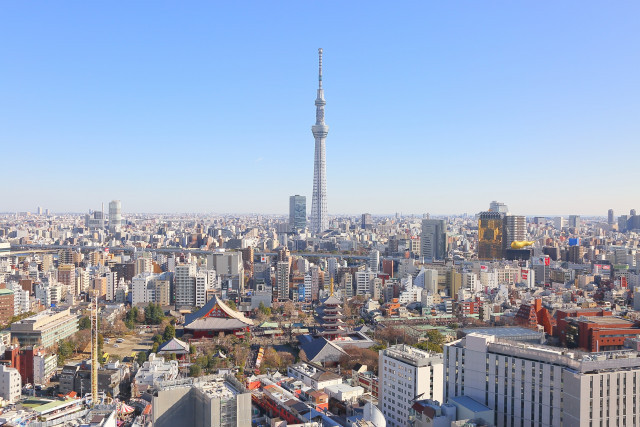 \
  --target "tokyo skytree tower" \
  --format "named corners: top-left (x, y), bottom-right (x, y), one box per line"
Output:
top-left (310, 48), bottom-right (329, 234)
